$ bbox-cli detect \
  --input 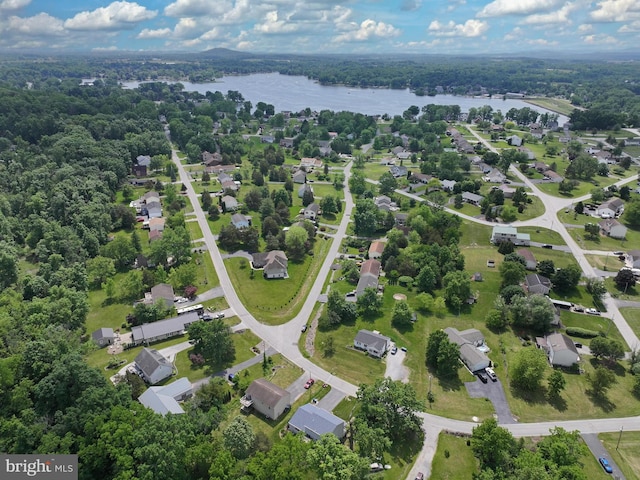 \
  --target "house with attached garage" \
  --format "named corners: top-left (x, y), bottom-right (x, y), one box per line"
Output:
top-left (599, 218), bottom-right (627, 239)
top-left (355, 259), bottom-right (381, 298)
top-left (231, 213), bottom-right (251, 229)
top-left (221, 195), bottom-right (238, 212)
top-left (138, 377), bottom-right (192, 415)
top-left (536, 333), bottom-right (580, 368)
top-left (368, 240), bottom-right (386, 259)
top-left (147, 283), bottom-right (175, 309)
top-left (354, 329), bottom-right (390, 358)
top-left (596, 198), bottom-right (624, 219)
top-left (462, 191), bottom-right (484, 206)
top-left (517, 249), bottom-right (537, 271)
top-left (251, 250), bottom-right (288, 279)
top-left (135, 348), bottom-right (174, 384)
top-left (490, 226), bottom-right (530, 246)
top-left (130, 312), bottom-right (201, 345)
top-left (292, 169), bottom-right (307, 184)
top-left (288, 404), bottom-right (346, 441)
top-left (444, 327), bottom-right (491, 373)
top-left (524, 274), bottom-right (552, 296)
top-left (241, 378), bottom-right (291, 420)
top-left (303, 203), bottom-right (320, 221)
